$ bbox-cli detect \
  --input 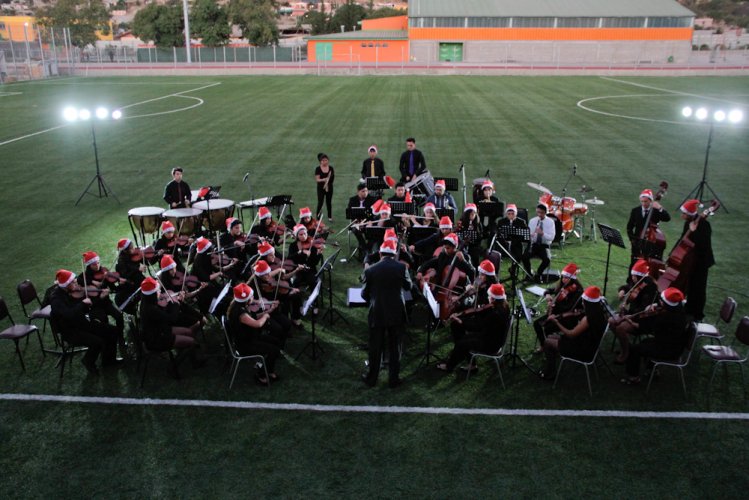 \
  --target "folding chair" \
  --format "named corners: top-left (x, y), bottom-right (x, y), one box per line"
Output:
top-left (696, 297), bottom-right (736, 346)
top-left (646, 322), bottom-right (698, 396)
top-left (16, 280), bottom-right (50, 354)
top-left (136, 322), bottom-right (180, 388)
top-left (0, 297), bottom-right (39, 371)
top-left (466, 316), bottom-right (513, 388)
top-left (221, 316), bottom-right (268, 389)
top-left (702, 316), bottom-right (749, 395)
top-left (46, 316), bottom-right (89, 379)
top-left (553, 325), bottom-right (610, 396)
